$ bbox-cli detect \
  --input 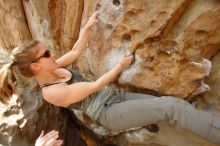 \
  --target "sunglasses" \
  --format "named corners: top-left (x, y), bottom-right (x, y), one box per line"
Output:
top-left (32, 50), bottom-right (51, 63)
